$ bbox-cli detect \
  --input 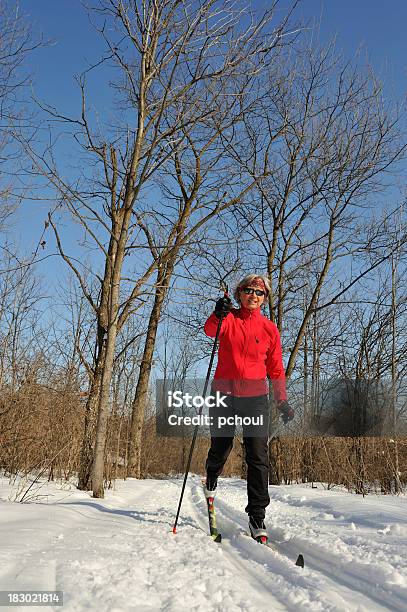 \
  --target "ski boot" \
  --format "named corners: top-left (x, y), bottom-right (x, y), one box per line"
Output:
top-left (249, 516), bottom-right (268, 545)
top-left (204, 476), bottom-right (217, 500)
top-left (203, 477), bottom-right (221, 543)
